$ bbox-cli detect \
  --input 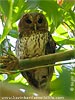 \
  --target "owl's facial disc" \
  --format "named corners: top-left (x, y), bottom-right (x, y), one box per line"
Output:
top-left (18, 13), bottom-right (48, 34)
